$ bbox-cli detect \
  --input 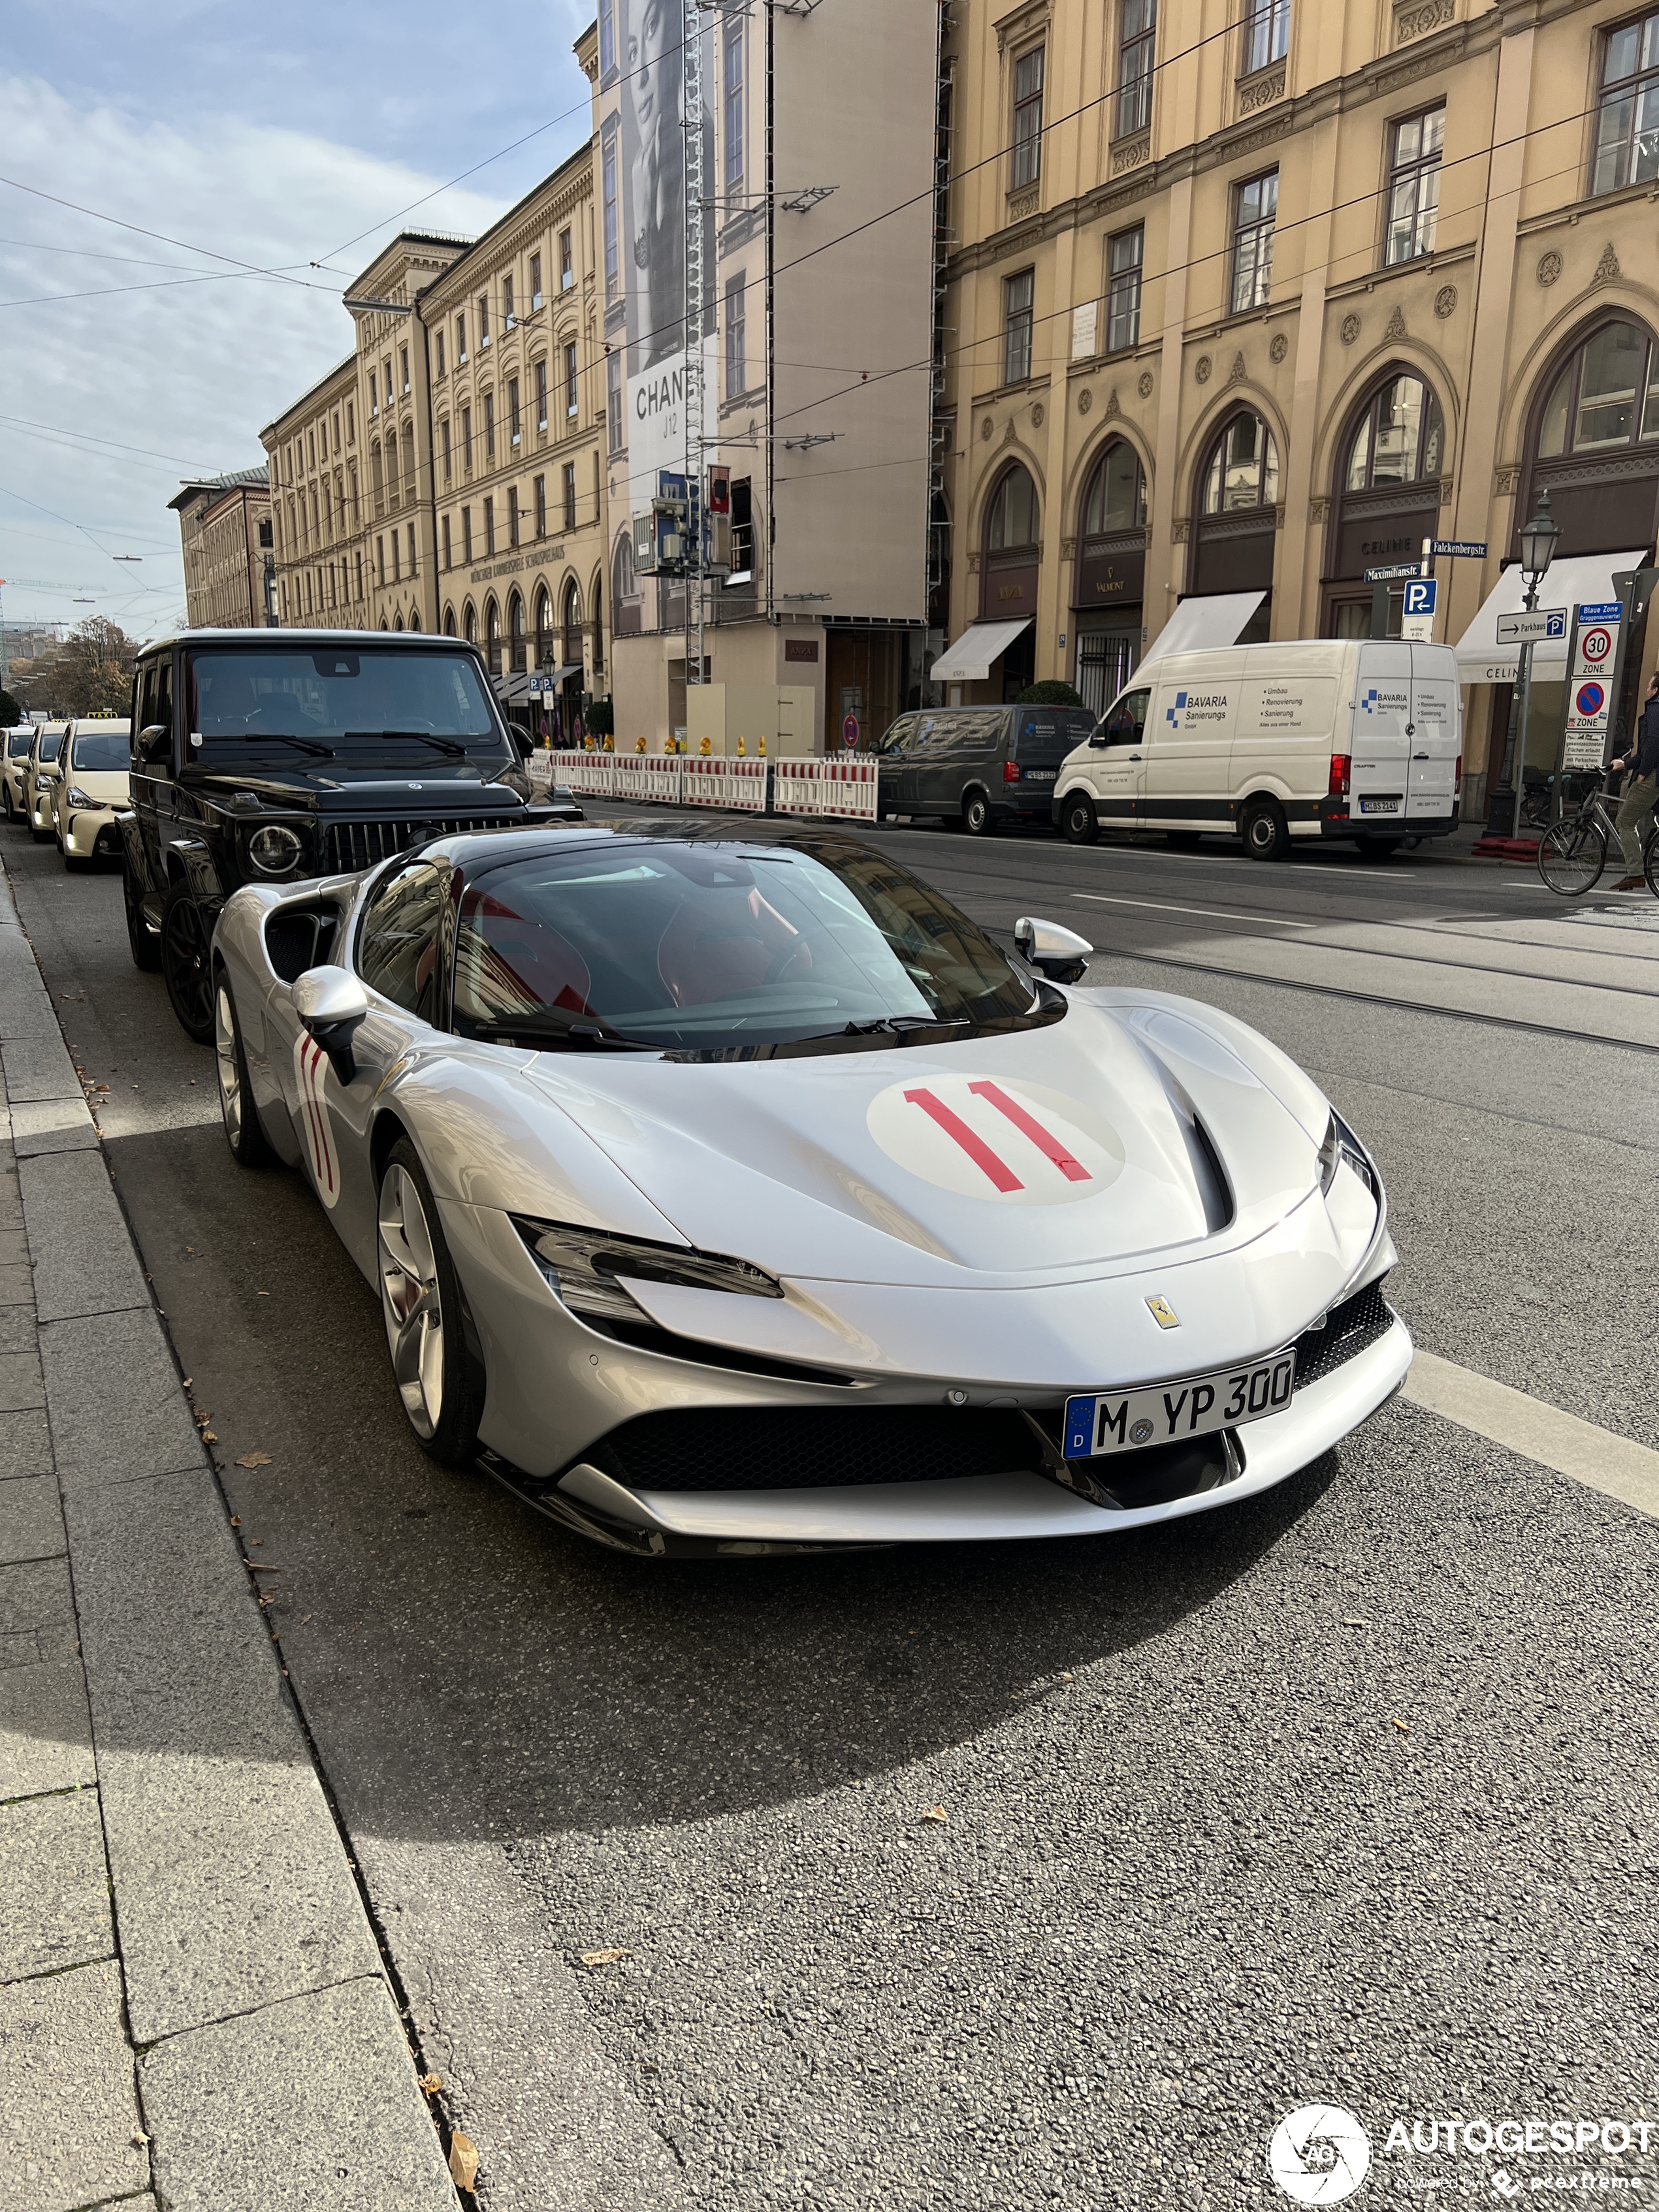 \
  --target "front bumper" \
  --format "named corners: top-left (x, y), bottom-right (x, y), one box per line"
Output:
top-left (62, 807), bottom-right (121, 858)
